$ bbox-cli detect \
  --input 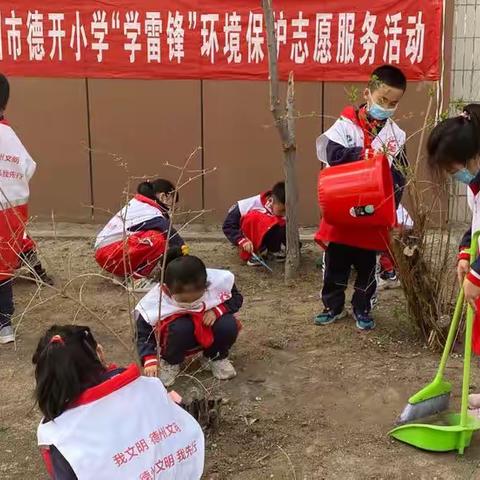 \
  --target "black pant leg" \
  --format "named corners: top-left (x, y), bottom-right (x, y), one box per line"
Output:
top-left (203, 314), bottom-right (239, 360)
top-left (0, 280), bottom-right (13, 329)
top-left (262, 225), bottom-right (286, 253)
top-left (161, 316), bottom-right (198, 365)
top-left (321, 243), bottom-right (353, 313)
top-left (351, 247), bottom-right (377, 314)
